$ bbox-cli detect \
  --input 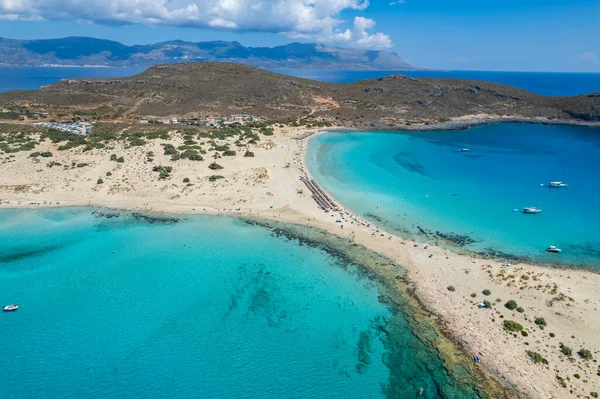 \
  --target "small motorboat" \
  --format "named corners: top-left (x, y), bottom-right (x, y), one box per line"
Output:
top-left (549, 181), bottom-right (568, 188)
top-left (459, 148), bottom-right (470, 152)
top-left (3, 304), bottom-right (18, 312)
top-left (523, 207), bottom-right (542, 214)
top-left (546, 246), bottom-right (562, 253)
